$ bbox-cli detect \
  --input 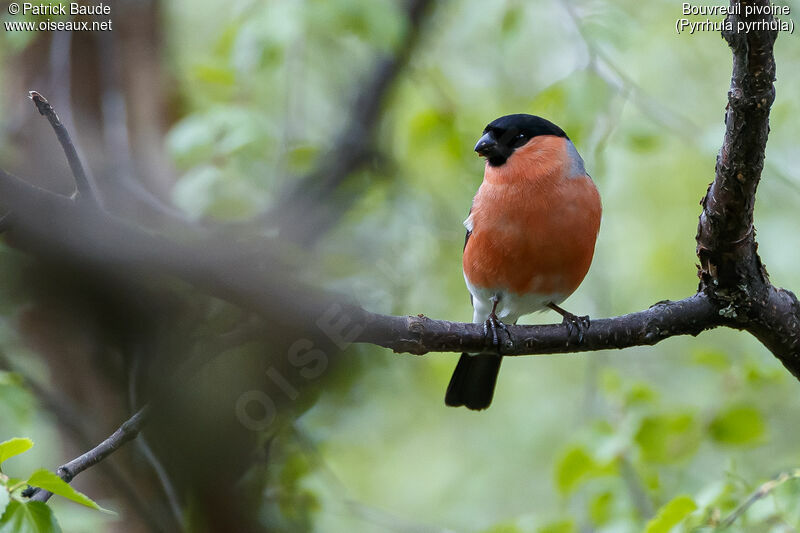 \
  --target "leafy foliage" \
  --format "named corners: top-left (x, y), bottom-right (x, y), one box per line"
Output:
top-left (709, 406), bottom-right (766, 446)
top-left (25, 470), bottom-right (111, 513)
top-left (644, 495), bottom-right (697, 533)
top-left (0, 438), bottom-right (33, 467)
top-left (0, 439), bottom-right (108, 532)
top-left (0, 501), bottom-right (60, 533)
